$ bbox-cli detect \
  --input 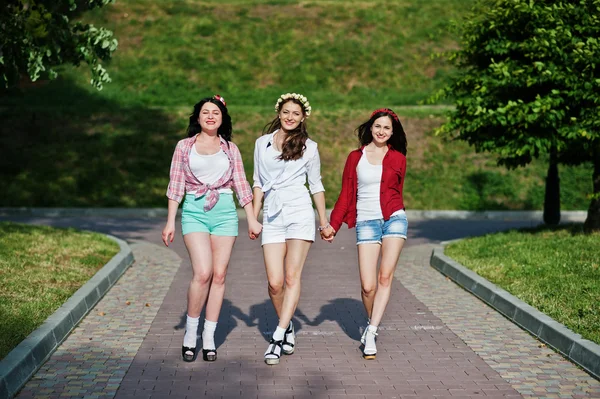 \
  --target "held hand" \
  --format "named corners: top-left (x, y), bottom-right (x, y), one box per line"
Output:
top-left (319, 225), bottom-right (335, 243)
top-left (325, 226), bottom-right (336, 242)
top-left (248, 219), bottom-right (263, 240)
top-left (161, 223), bottom-right (175, 247)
